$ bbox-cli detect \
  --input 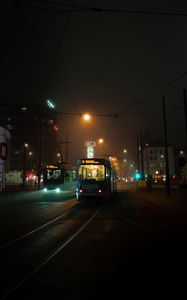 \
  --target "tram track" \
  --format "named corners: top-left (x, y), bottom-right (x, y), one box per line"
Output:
top-left (0, 203), bottom-right (103, 299)
top-left (0, 202), bottom-right (81, 250)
